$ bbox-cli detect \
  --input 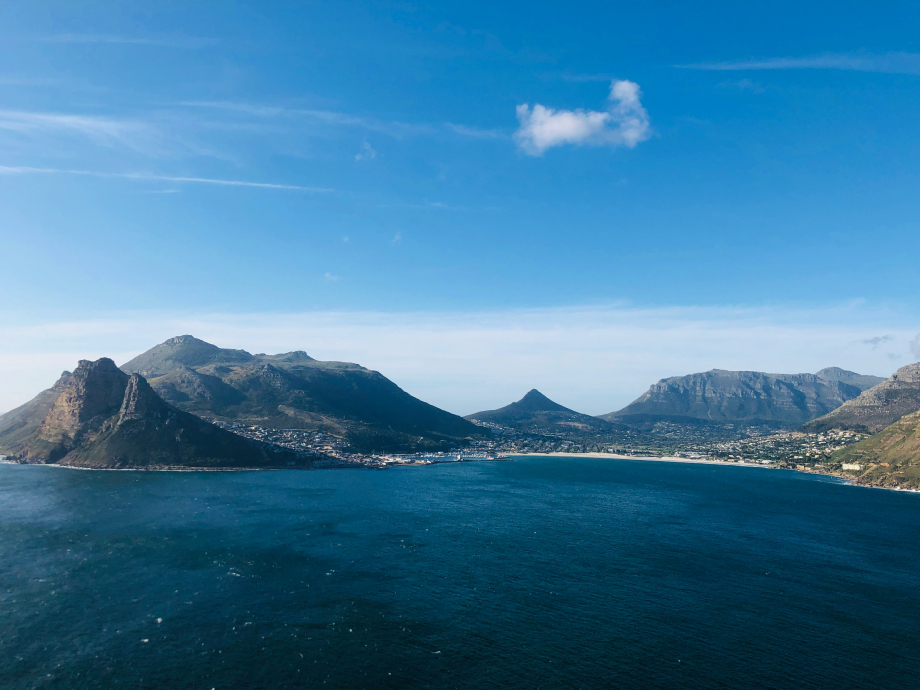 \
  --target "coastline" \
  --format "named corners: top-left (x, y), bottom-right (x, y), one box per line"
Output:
top-left (508, 451), bottom-right (770, 468)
